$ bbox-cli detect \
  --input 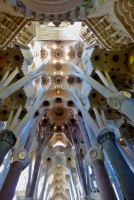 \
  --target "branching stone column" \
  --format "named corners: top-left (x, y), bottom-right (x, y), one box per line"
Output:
top-left (86, 146), bottom-right (117, 200)
top-left (71, 63), bottom-right (134, 123)
top-left (0, 129), bottom-right (16, 166)
top-left (107, 91), bottom-right (134, 123)
top-left (0, 62), bottom-right (46, 102)
top-left (97, 128), bottom-right (134, 200)
top-left (27, 124), bottom-right (52, 199)
top-left (0, 148), bottom-right (30, 200)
